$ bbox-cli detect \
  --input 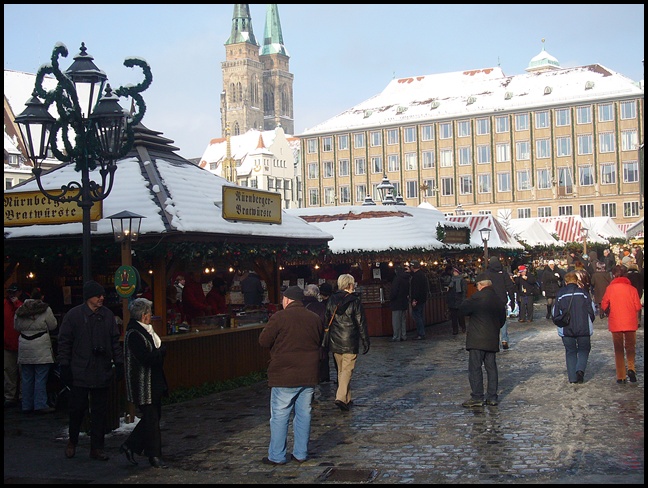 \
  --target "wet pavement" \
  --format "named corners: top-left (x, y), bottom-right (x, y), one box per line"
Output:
top-left (4, 308), bottom-right (644, 484)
